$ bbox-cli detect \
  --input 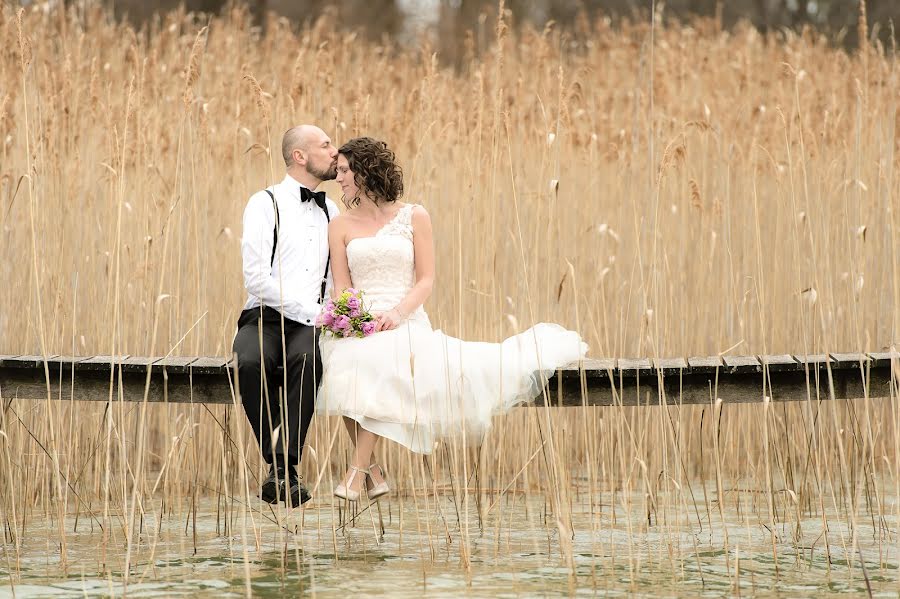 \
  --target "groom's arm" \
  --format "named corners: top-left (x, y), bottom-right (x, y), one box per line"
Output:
top-left (241, 192), bottom-right (299, 315)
